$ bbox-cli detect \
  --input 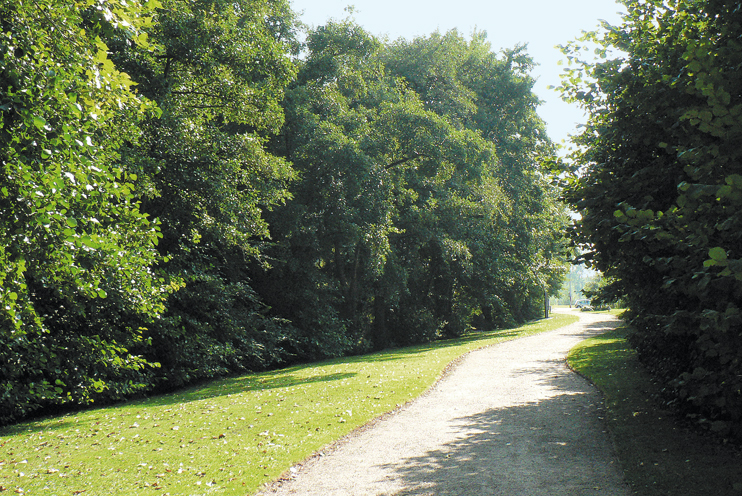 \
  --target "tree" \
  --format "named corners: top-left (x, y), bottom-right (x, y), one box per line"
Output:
top-left (553, 264), bottom-right (602, 306)
top-left (261, 19), bottom-right (473, 353)
top-left (108, 0), bottom-right (300, 386)
top-left (581, 273), bottom-right (623, 309)
top-left (559, 0), bottom-right (742, 435)
top-left (0, 0), bottom-right (168, 422)
top-left (258, 22), bottom-right (568, 355)
top-left (383, 31), bottom-right (568, 327)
